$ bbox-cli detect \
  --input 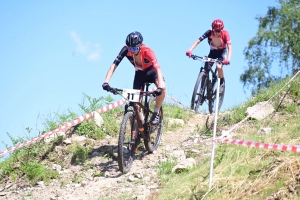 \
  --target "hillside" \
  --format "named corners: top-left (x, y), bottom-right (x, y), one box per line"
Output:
top-left (0, 111), bottom-right (211, 200)
top-left (1, 74), bottom-right (300, 200)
